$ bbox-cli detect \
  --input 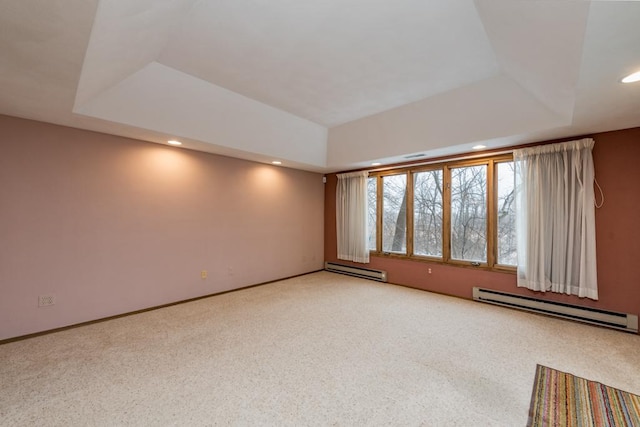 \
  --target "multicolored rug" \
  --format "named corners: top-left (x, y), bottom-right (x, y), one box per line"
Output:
top-left (528, 365), bottom-right (640, 426)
